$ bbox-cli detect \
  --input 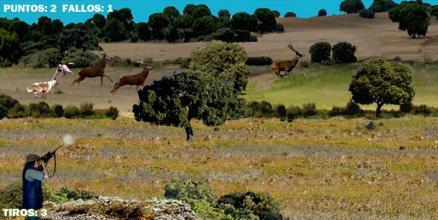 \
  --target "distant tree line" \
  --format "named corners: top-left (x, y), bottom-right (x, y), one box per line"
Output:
top-left (0, 5), bottom-right (283, 67)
